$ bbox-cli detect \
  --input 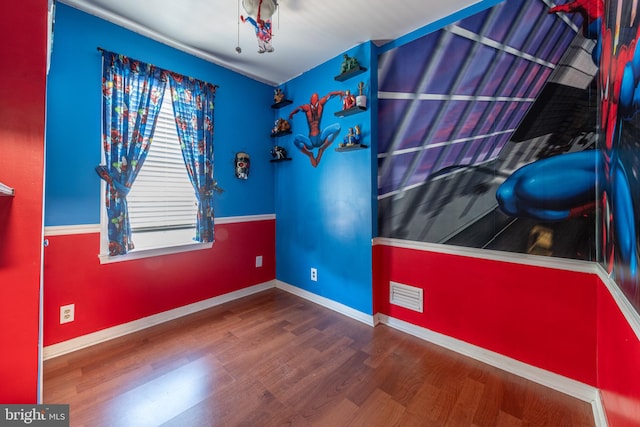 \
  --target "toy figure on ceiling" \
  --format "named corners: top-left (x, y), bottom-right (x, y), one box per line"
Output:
top-left (241, 0), bottom-right (277, 53)
top-left (289, 91), bottom-right (344, 167)
top-left (496, 0), bottom-right (640, 304)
